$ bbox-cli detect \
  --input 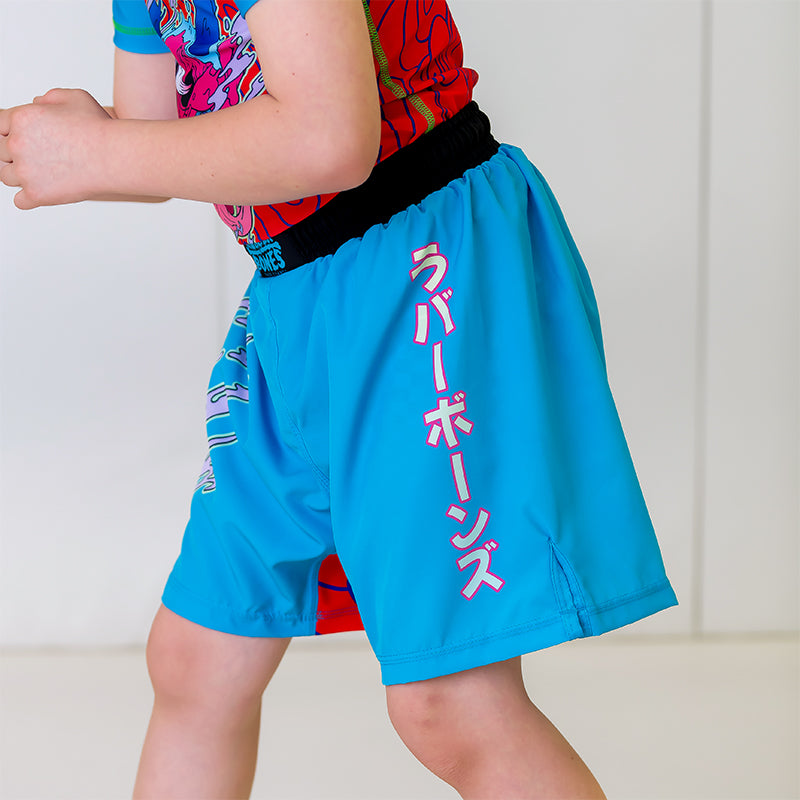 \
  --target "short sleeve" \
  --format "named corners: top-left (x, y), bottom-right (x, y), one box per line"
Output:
top-left (112, 0), bottom-right (170, 54)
